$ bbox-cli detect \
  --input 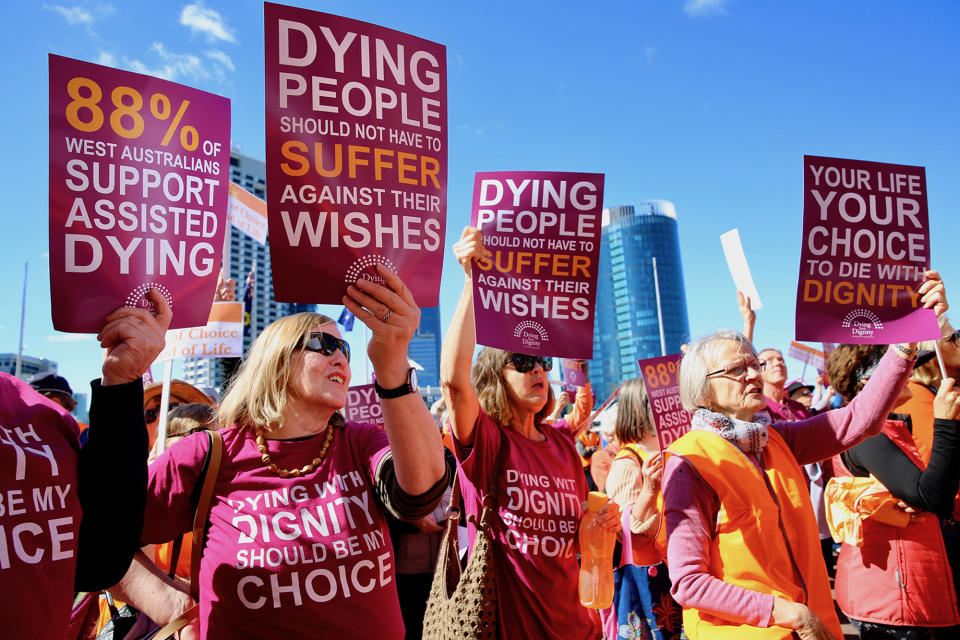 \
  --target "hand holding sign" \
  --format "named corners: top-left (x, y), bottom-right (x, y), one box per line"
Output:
top-left (918, 270), bottom-right (948, 318)
top-left (98, 288), bottom-right (172, 385)
top-left (343, 265), bottom-right (420, 387)
top-left (453, 226), bottom-right (490, 278)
